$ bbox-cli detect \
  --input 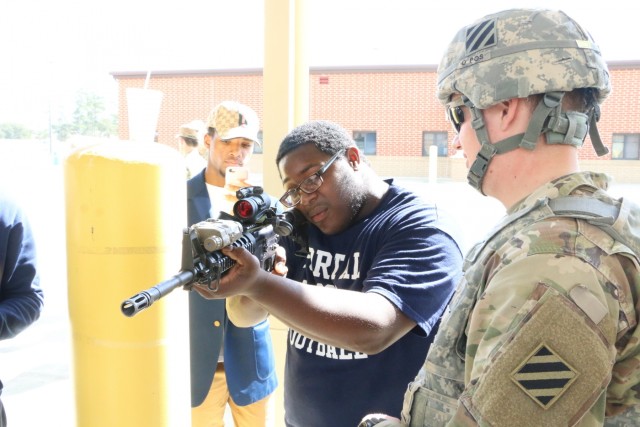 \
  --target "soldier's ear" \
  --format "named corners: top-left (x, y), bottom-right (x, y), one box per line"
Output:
top-left (346, 147), bottom-right (360, 170)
